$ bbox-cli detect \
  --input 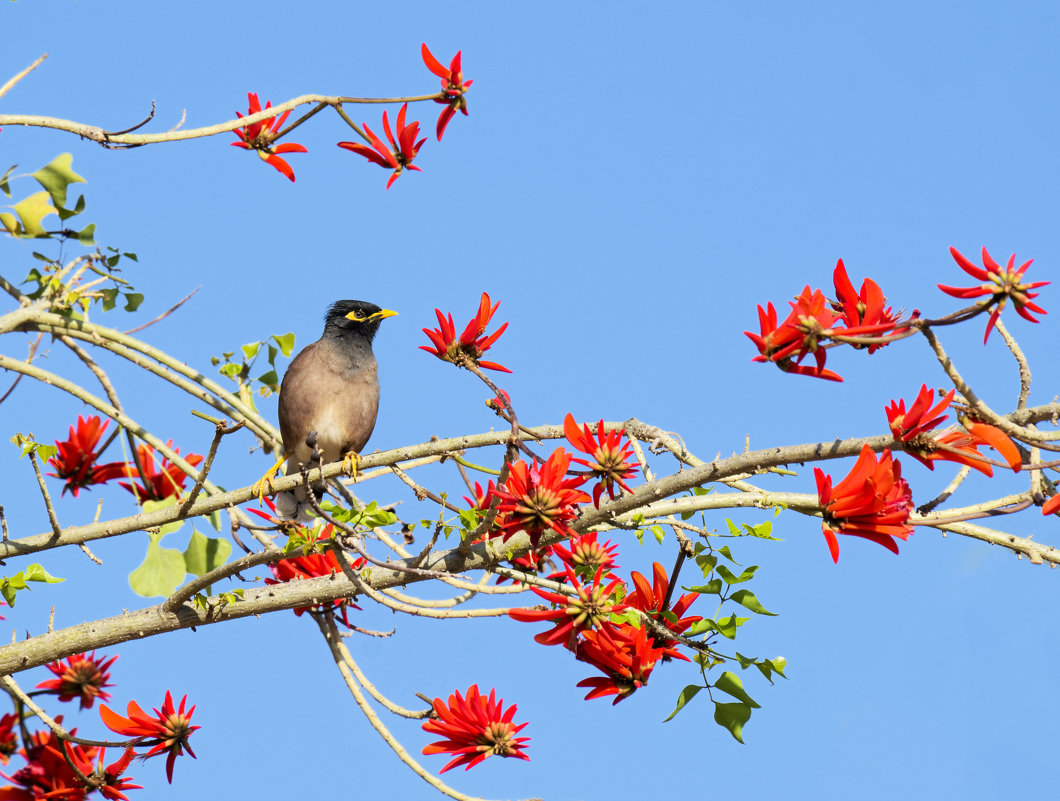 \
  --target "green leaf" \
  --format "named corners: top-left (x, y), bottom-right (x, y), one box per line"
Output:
top-left (729, 588), bottom-right (777, 616)
top-left (182, 529), bottom-right (231, 582)
top-left (713, 671), bottom-right (761, 708)
top-left (242, 341), bottom-right (261, 360)
top-left (272, 332), bottom-right (296, 357)
top-left (9, 433), bottom-right (56, 460)
top-left (56, 193), bottom-right (85, 222)
top-left (651, 524), bottom-right (665, 544)
top-left (0, 212), bottom-right (19, 234)
top-left (688, 613), bottom-right (746, 639)
top-left (129, 532), bottom-right (187, 597)
top-left (713, 701), bottom-right (753, 743)
top-left (717, 564), bottom-right (759, 585)
top-left (685, 578), bottom-right (723, 596)
top-left (0, 164), bottom-right (16, 198)
top-left (76, 223), bottom-right (95, 245)
top-left (725, 518), bottom-right (742, 536)
top-left (695, 552), bottom-right (717, 576)
top-left (13, 191), bottom-right (57, 237)
top-left (663, 684), bottom-right (704, 722)
top-left (744, 520), bottom-right (780, 540)
top-left (256, 369), bottom-right (278, 388)
top-left (123, 293), bottom-right (144, 312)
top-left (23, 564), bottom-right (63, 584)
top-left (754, 655), bottom-right (787, 683)
top-left (123, 251), bottom-right (138, 262)
top-left (101, 288), bottom-right (119, 312)
top-left (32, 153), bottom-right (85, 210)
